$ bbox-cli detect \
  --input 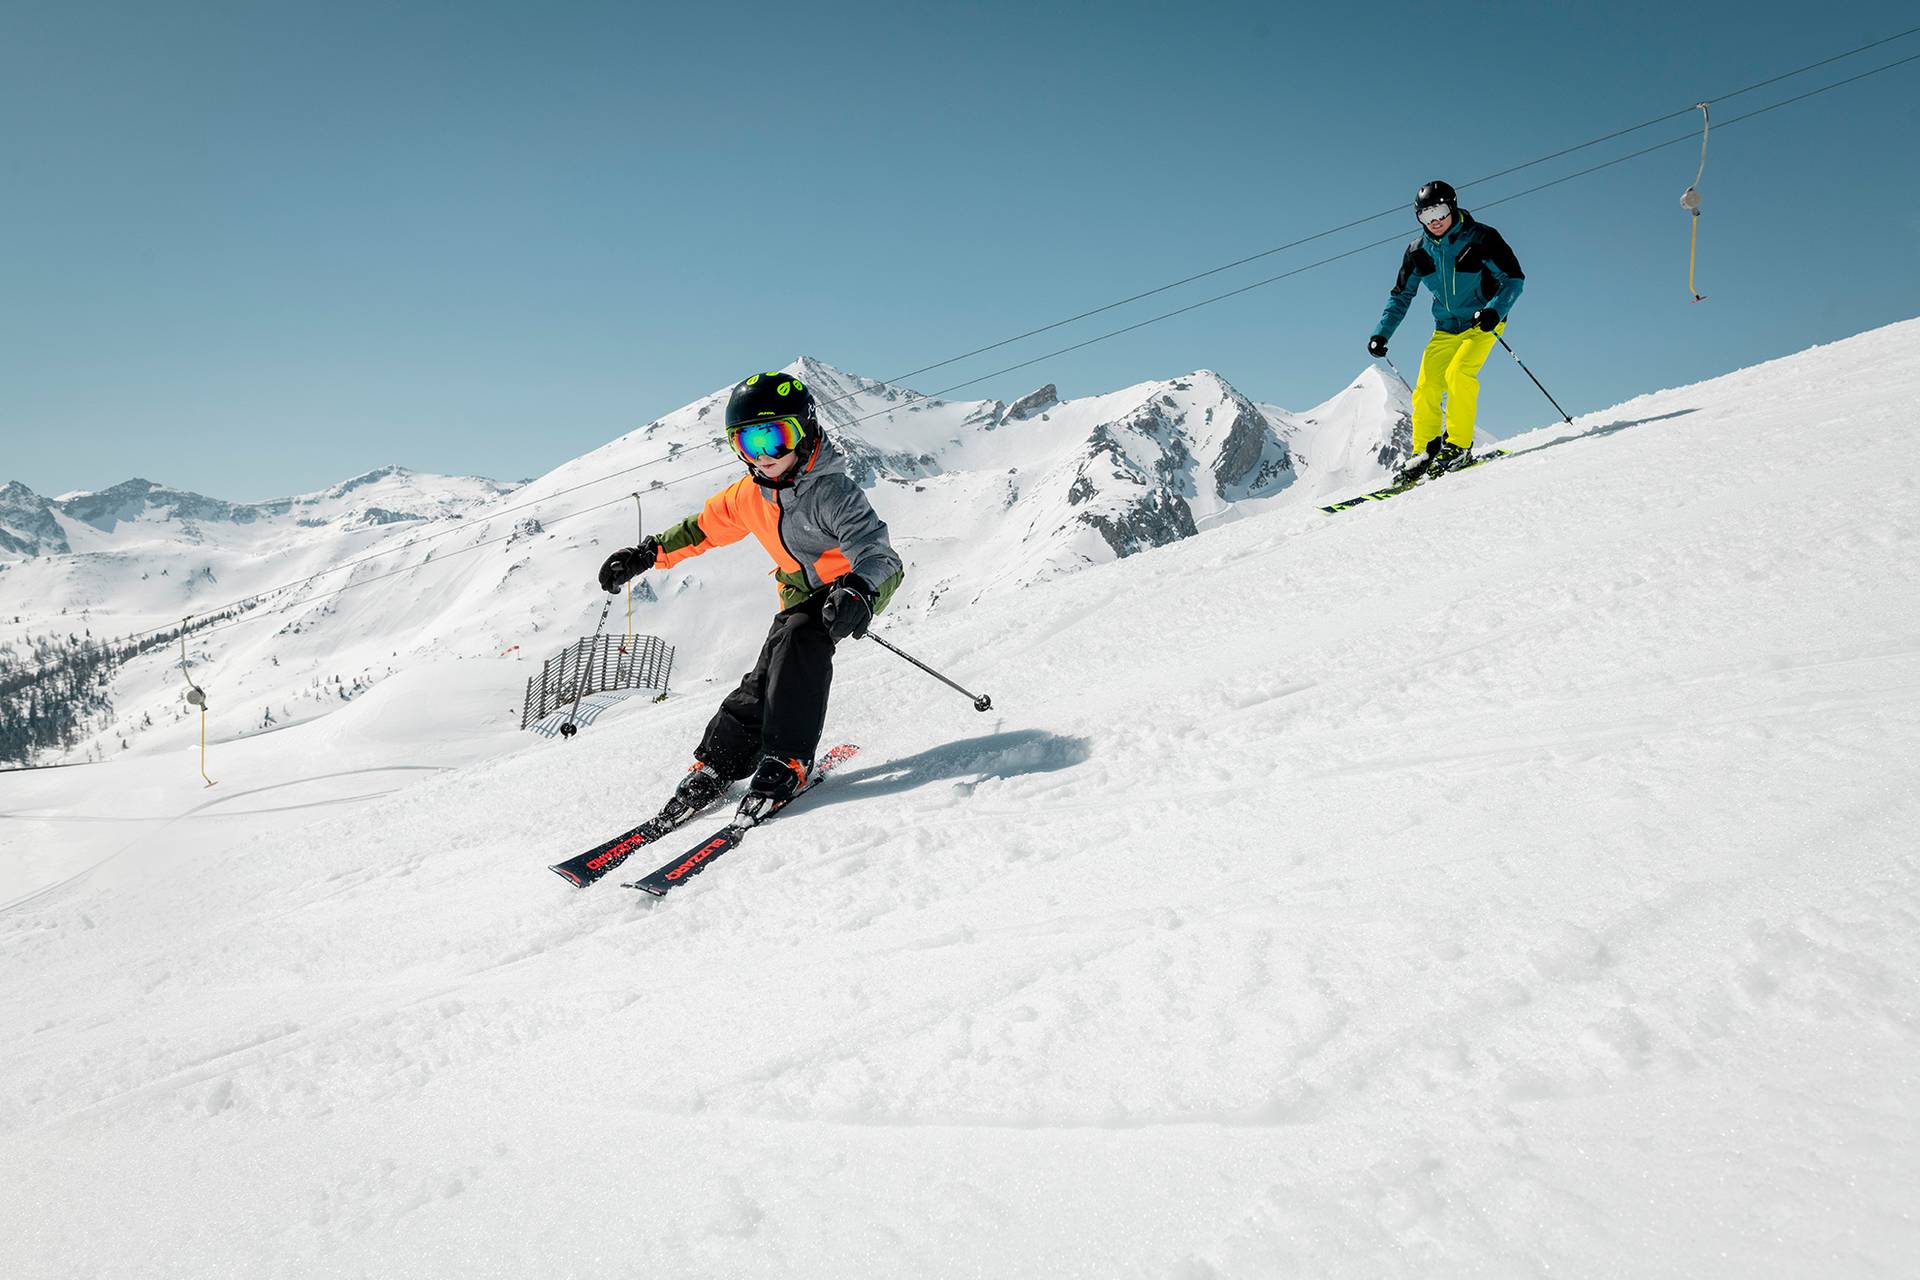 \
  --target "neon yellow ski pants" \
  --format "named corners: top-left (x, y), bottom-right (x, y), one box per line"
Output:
top-left (1412, 323), bottom-right (1504, 452)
